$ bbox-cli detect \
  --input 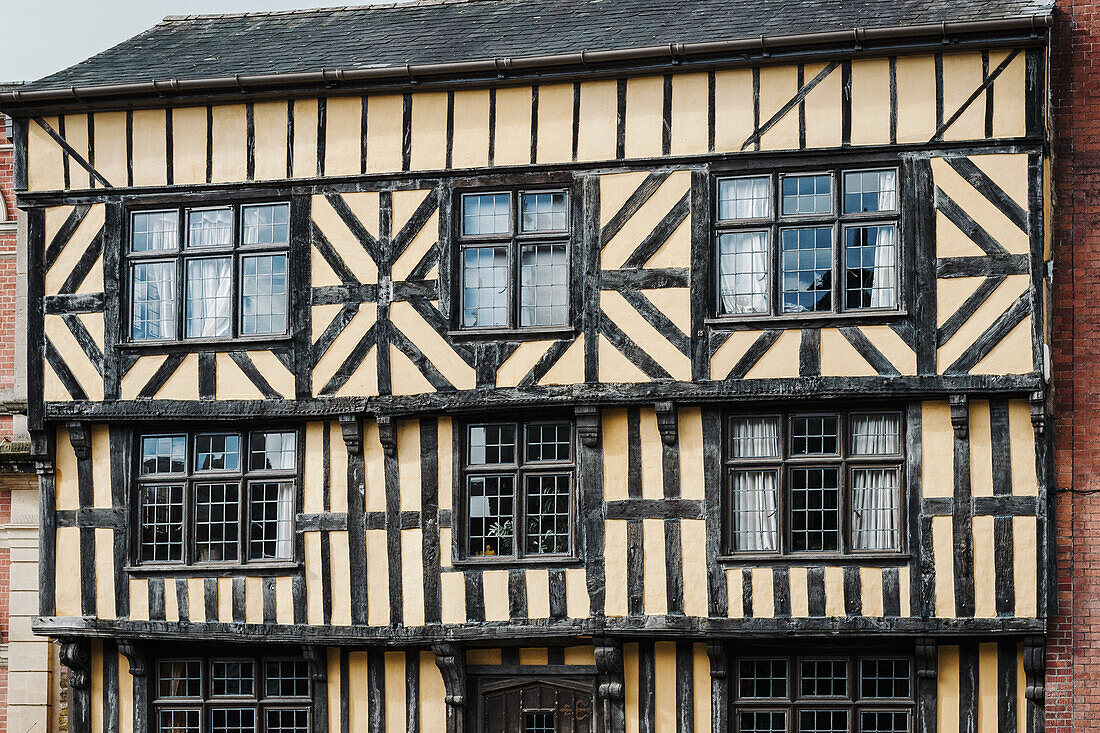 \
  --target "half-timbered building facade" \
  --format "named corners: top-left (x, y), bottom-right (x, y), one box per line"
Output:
top-left (0, 1), bottom-right (1055, 731)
